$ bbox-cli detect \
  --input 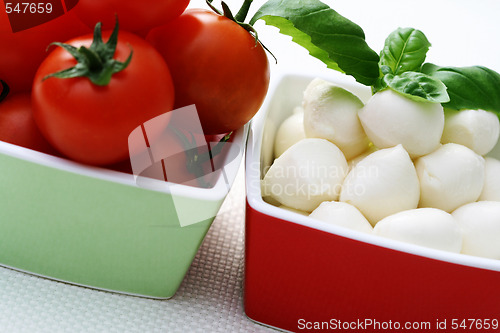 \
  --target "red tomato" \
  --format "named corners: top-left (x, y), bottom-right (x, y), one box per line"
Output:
top-left (110, 131), bottom-right (230, 189)
top-left (136, 131), bottom-right (230, 188)
top-left (74, 0), bottom-right (190, 35)
top-left (32, 29), bottom-right (175, 166)
top-left (146, 9), bottom-right (270, 135)
top-left (0, 11), bottom-right (90, 93)
top-left (140, 130), bottom-right (223, 188)
top-left (0, 91), bottom-right (58, 154)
